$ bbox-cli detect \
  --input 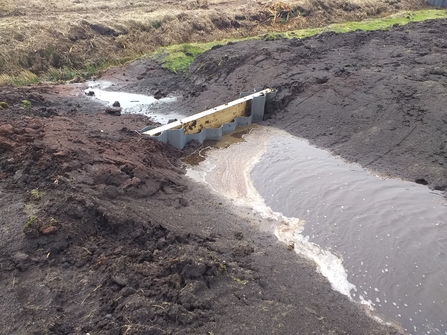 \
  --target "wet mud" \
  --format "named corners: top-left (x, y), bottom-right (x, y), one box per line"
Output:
top-left (2, 17), bottom-right (447, 334)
